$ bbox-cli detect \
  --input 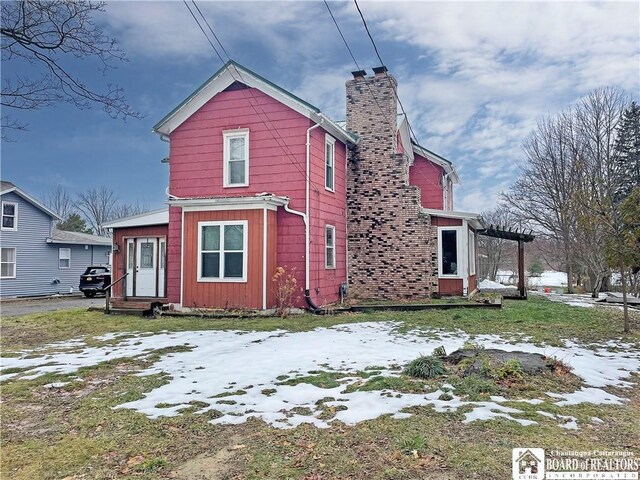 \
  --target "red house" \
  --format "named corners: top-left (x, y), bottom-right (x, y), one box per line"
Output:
top-left (104, 61), bottom-right (483, 311)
